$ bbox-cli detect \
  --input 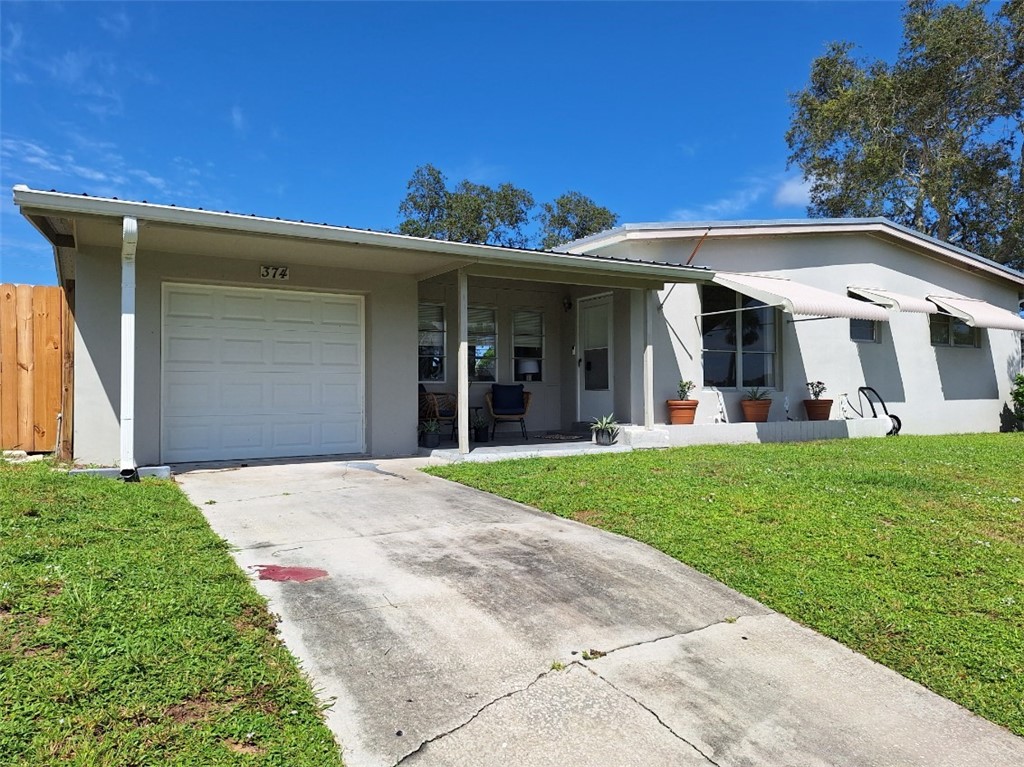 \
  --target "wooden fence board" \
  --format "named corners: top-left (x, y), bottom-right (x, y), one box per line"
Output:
top-left (0, 285), bottom-right (18, 448)
top-left (0, 284), bottom-right (70, 453)
top-left (15, 285), bottom-right (34, 451)
top-left (33, 287), bottom-right (62, 452)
